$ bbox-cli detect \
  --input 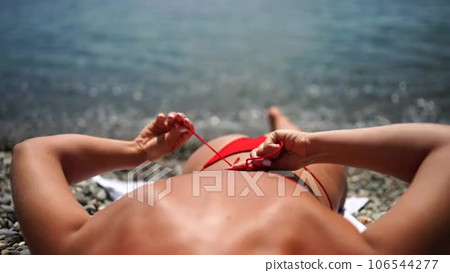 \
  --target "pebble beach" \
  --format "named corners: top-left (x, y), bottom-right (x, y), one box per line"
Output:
top-left (1, 0), bottom-right (447, 258)
top-left (0, 148), bottom-right (409, 255)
